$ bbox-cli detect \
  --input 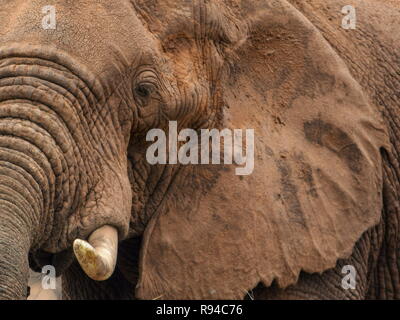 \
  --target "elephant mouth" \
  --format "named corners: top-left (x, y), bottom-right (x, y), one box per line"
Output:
top-left (30, 225), bottom-right (120, 282)
top-left (29, 248), bottom-right (75, 277)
